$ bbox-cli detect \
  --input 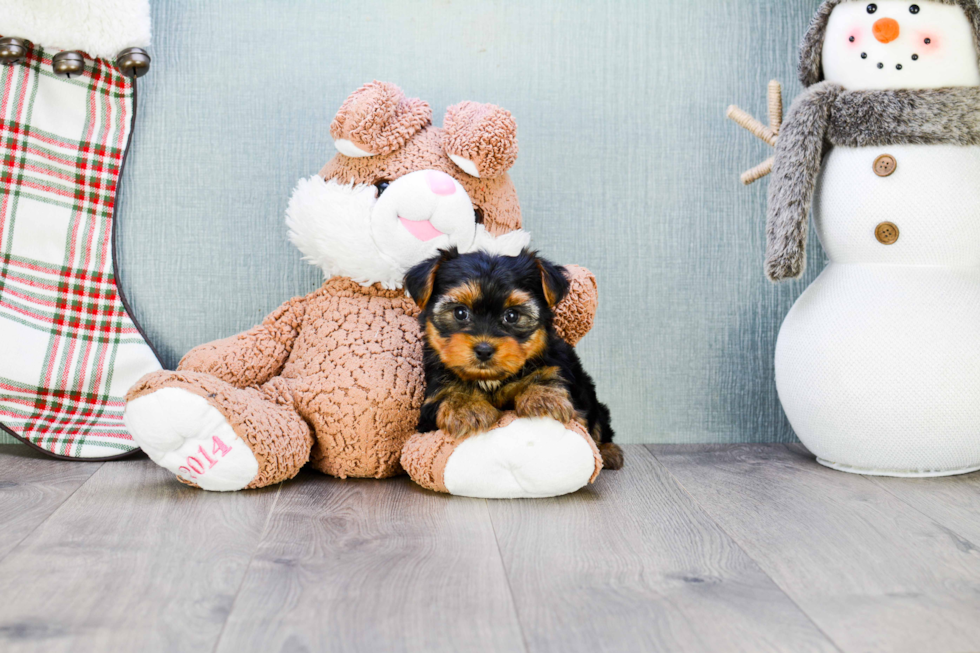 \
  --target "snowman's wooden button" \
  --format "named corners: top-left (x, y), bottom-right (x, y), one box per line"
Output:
top-left (873, 154), bottom-right (897, 177)
top-left (875, 221), bottom-right (900, 245)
